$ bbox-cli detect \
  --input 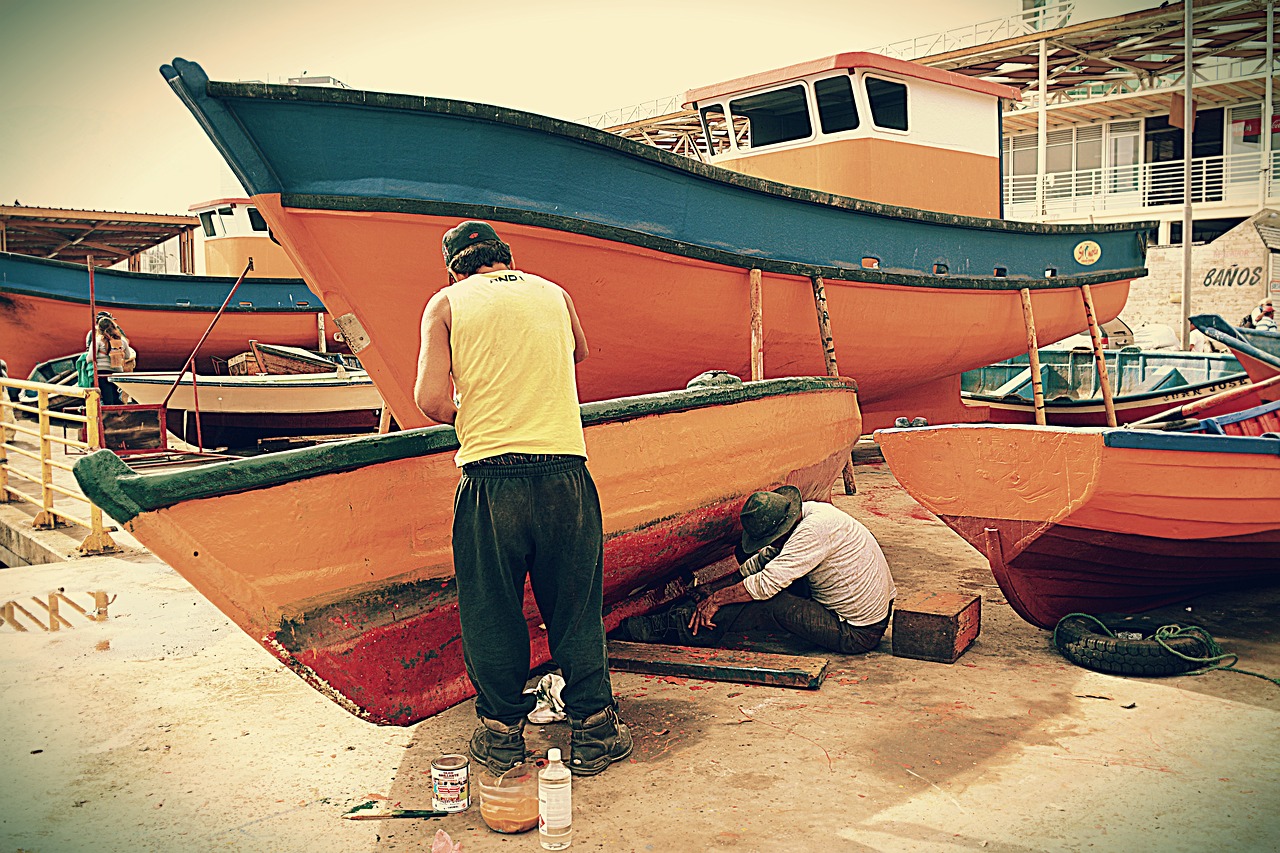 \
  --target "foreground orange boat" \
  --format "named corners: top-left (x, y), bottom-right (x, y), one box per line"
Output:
top-left (74, 376), bottom-right (859, 724)
top-left (161, 56), bottom-right (1153, 431)
top-left (875, 409), bottom-right (1280, 628)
